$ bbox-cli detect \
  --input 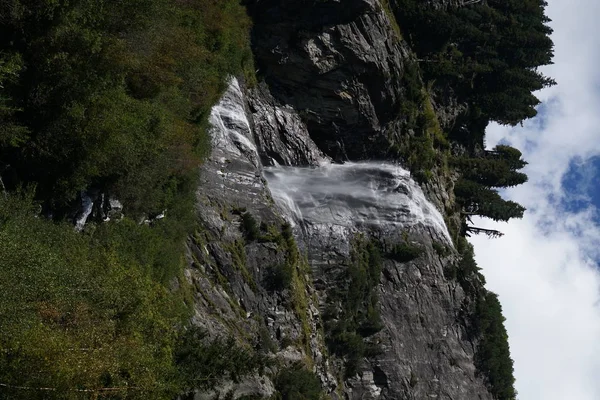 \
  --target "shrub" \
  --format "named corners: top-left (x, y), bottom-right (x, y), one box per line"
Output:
top-left (274, 363), bottom-right (322, 400)
top-left (264, 263), bottom-right (294, 292)
top-left (472, 293), bottom-right (516, 400)
top-left (388, 242), bottom-right (423, 262)
top-left (241, 212), bottom-right (260, 241)
top-left (175, 327), bottom-right (268, 393)
top-left (0, 0), bottom-right (254, 216)
top-left (0, 193), bottom-right (188, 398)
